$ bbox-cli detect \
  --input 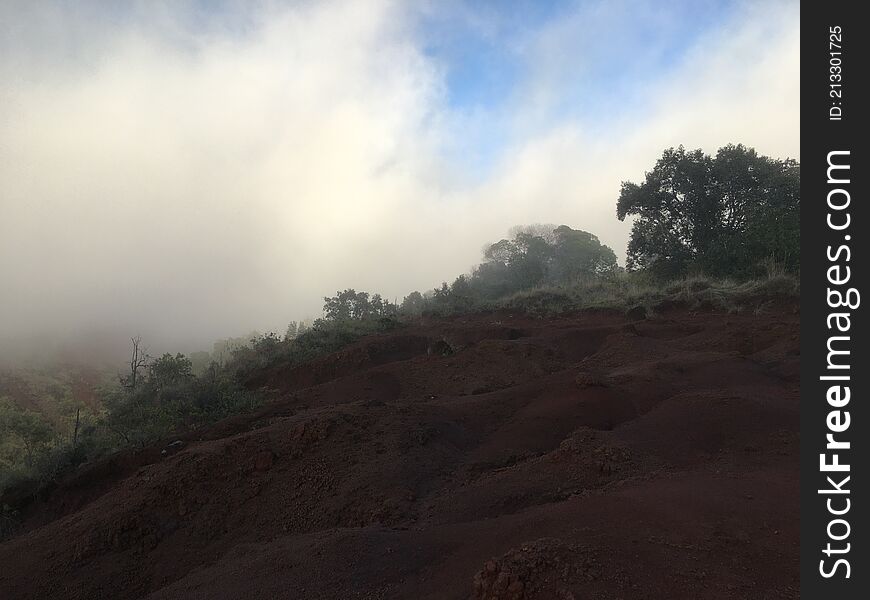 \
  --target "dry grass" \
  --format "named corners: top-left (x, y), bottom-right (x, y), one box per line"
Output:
top-left (497, 272), bottom-right (799, 317)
